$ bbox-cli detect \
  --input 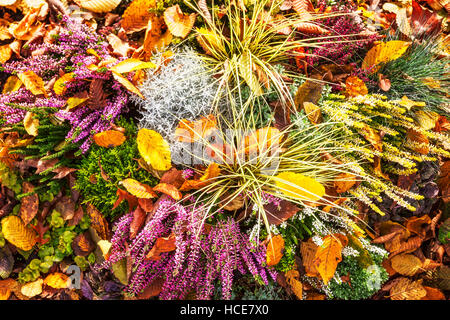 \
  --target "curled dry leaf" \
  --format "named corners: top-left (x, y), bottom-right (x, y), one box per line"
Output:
top-left (334, 173), bottom-right (356, 193)
top-left (285, 269), bottom-right (303, 300)
top-left (266, 235), bottom-right (285, 267)
top-left (119, 178), bottom-right (157, 199)
top-left (179, 163), bottom-right (220, 191)
top-left (303, 102), bottom-right (322, 125)
top-left (146, 233), bottom-right (176, 261)
top-left (93, 130), bottom-right (126, 148)
top-left (163, 5), bottom-right (197, 39)
top-left (137, 128), bottom-right (171, 171)
top-left (1, 215), bottom-right (37, 251)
